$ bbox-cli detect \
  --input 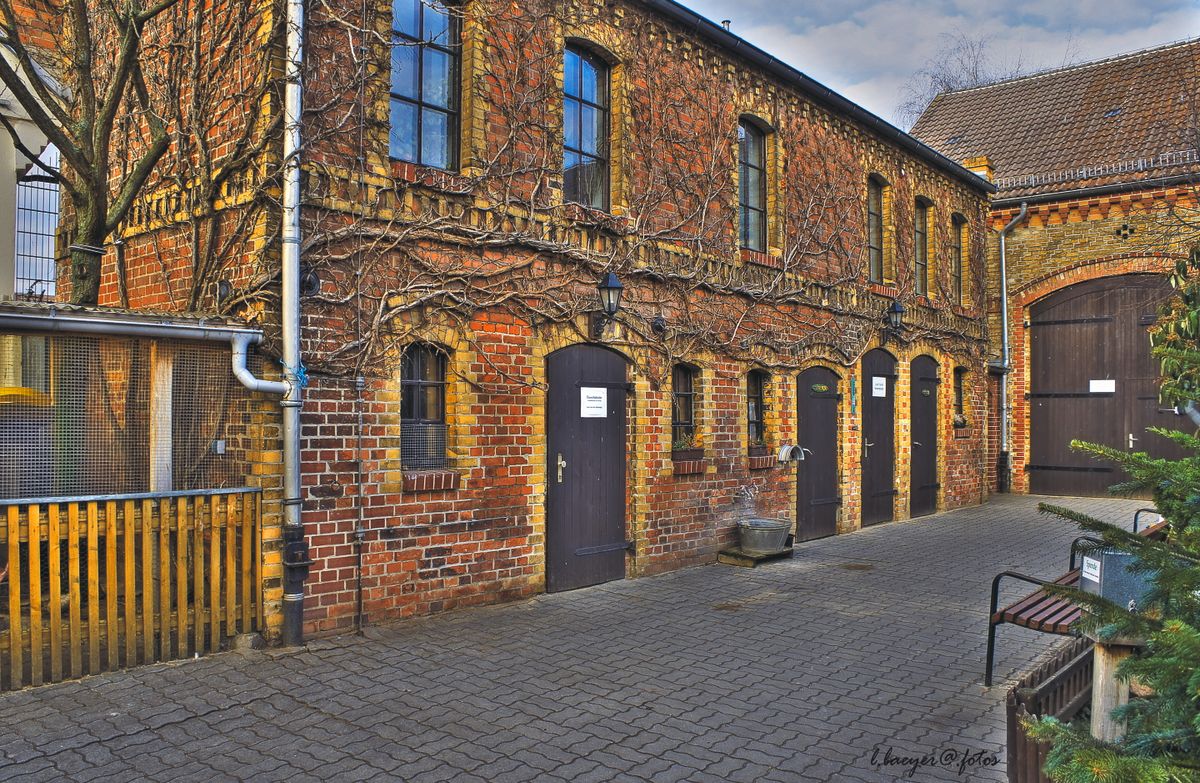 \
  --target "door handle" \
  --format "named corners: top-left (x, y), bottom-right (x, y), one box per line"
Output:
top-left (557, 453), bottom-right (567, 483)
top-left (864, 441), bottom-right (874, 448)
top-left (1128, 433), bottom-right (1138, 449)
top-left (913, 441), bottom-right (922, 447)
